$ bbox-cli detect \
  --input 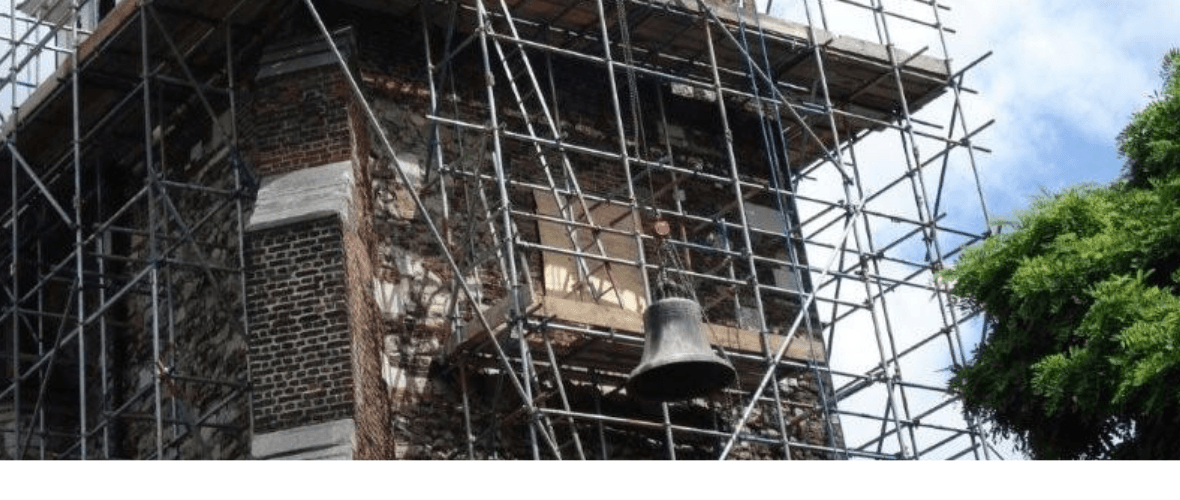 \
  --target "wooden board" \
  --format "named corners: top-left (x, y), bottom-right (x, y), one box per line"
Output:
top-left (452, 285), bottom-right (540, 352)
top-left (448, 287), bottom-right (826, 375)
top-left (534, 189), bottom-right (647, 314)
top-left (537, 294), bottom-right (825, 361)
